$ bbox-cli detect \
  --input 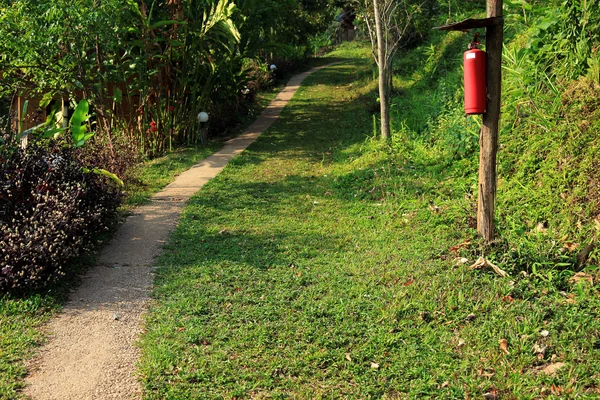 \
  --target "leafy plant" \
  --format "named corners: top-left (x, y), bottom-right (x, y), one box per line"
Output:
top-left (0, 137), bottom-right (122, 293)
top-left (70, 100), bottom-right (93, 148)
